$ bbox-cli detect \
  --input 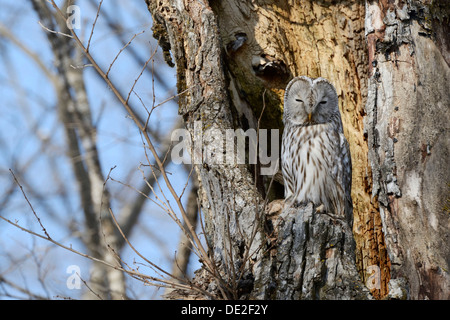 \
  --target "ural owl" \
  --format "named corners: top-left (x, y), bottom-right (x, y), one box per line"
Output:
top-left (281, 76), bottom-right (353, 224)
